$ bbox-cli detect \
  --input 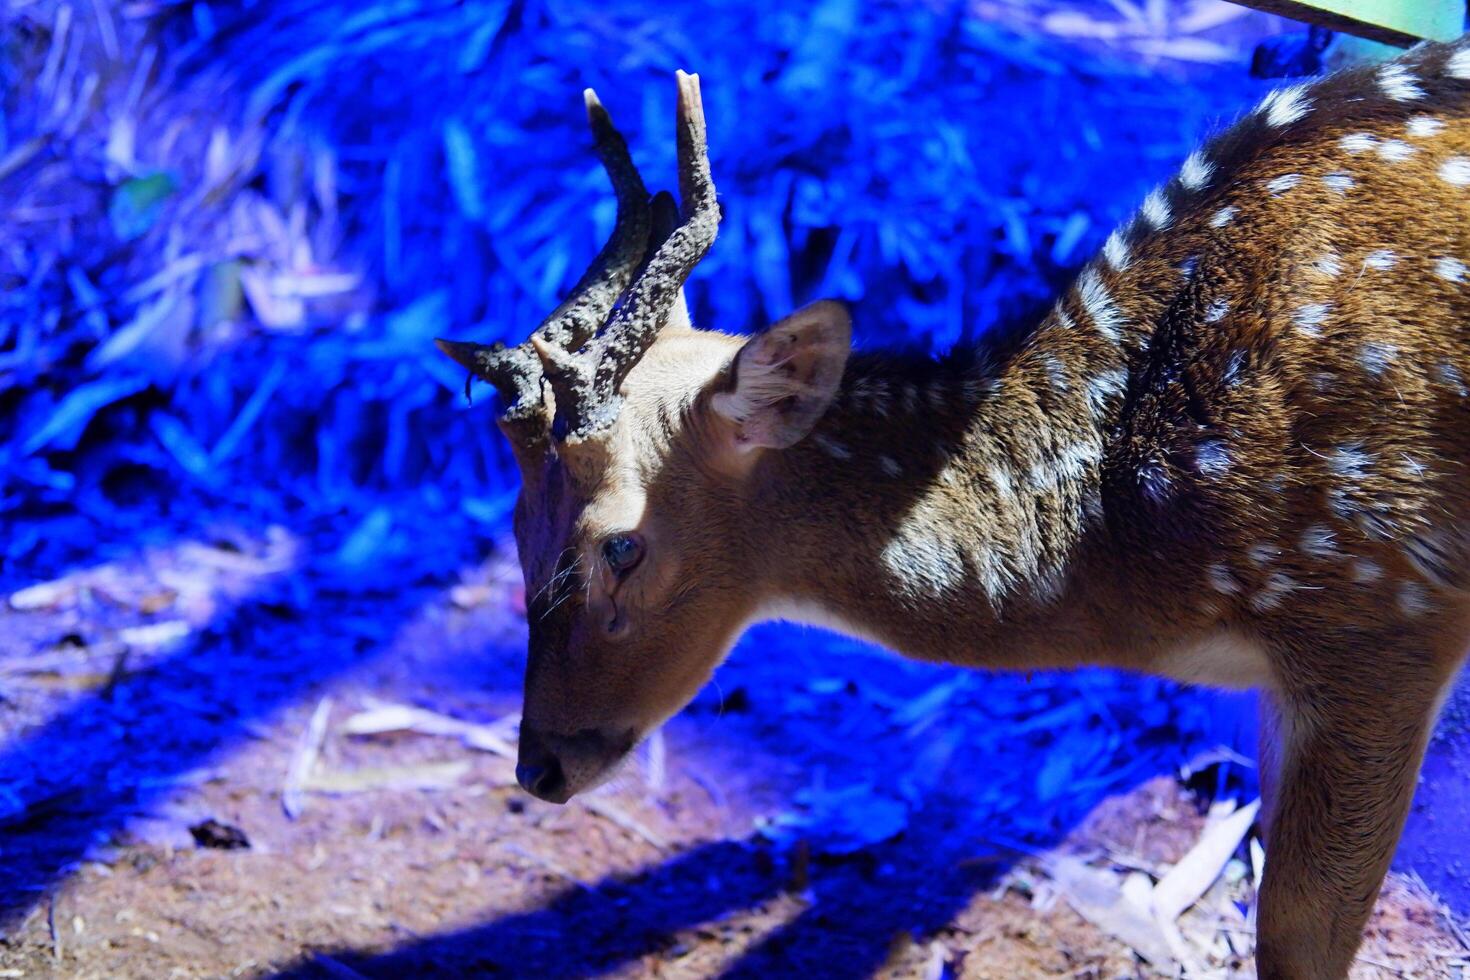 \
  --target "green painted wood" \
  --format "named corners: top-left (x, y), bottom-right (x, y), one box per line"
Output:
top-left (1231, 0), bottom-right (1463, 47)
